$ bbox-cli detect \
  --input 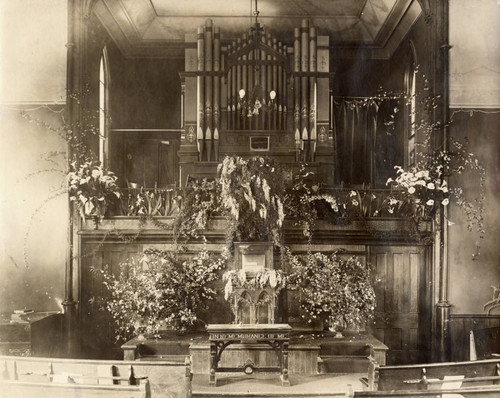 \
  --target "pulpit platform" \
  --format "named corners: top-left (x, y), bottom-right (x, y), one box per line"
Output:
top-left (122, 327), bottom-right (387, 382)
top-left (191, 372), bottom-right (366, 397)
